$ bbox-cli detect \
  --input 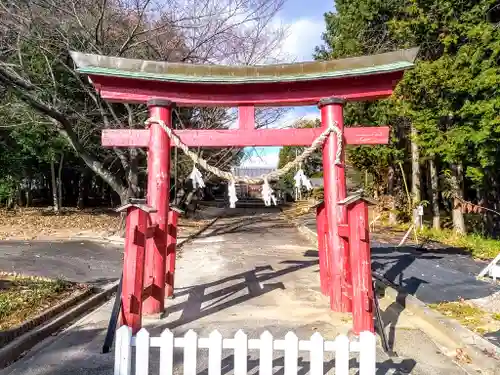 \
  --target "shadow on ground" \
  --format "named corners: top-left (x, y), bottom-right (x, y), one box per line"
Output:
top-left (162, 256), bottom-right (318, 330)
top-left (371, 244), bottom-right (500, 303)
top-left (1, 322), bottom-right (416, 375)
top-left (197, 216), bottom-right (292, 238)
